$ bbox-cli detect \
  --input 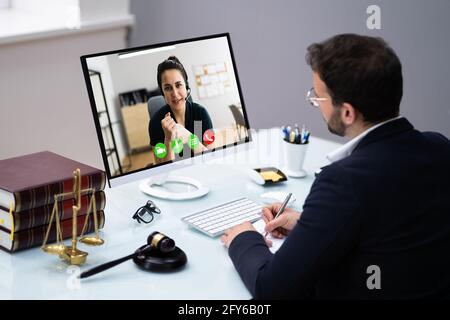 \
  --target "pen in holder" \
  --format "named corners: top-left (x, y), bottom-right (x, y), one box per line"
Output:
top-left (282, 139), bottom-right (308, 178)
top-left (281, 124), bottom-right (309, 178)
